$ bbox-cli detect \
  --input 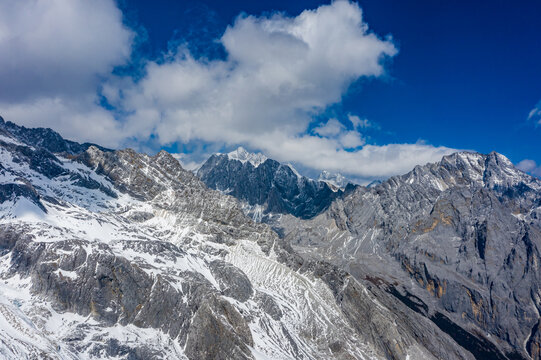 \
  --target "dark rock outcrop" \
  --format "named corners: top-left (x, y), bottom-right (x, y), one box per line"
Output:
top-left (198, 149), bottom-right (355, 219)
